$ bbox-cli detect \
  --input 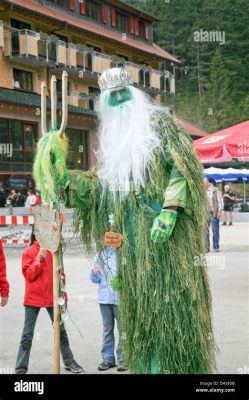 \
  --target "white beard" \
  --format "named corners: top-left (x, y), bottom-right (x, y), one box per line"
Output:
top-left (97, 86), bottom-right (162, 198)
